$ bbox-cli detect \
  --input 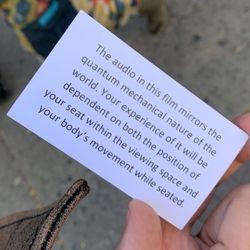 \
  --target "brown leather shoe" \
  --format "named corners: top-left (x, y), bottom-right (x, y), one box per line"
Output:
top-left (139, 0), bottom-right (169, 34)
top-left (0, 179), bottom-right (89, 250)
